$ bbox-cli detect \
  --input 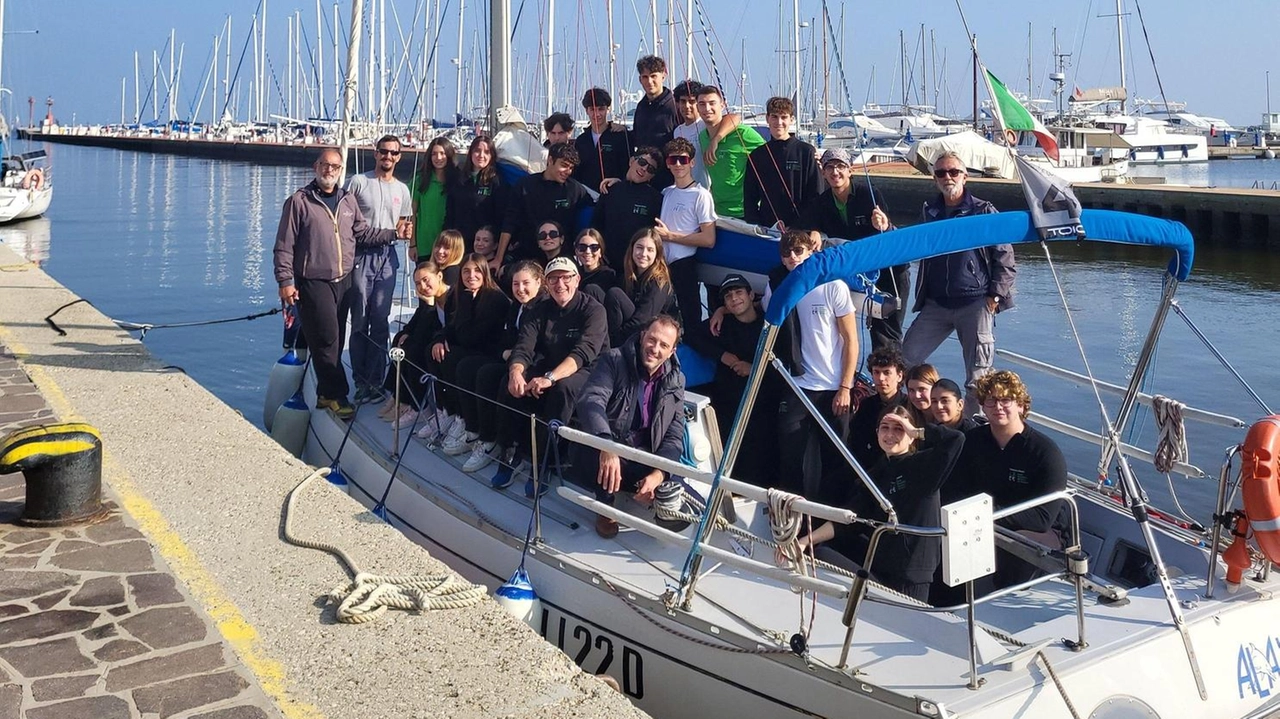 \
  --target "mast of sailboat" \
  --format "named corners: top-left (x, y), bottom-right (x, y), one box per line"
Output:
top-left (685, 0), bottom-right (693, 81)
top-left (490, 0), bottom-right (511, 130)
top-left (225, 16), bottom-right (232, 120)
top-left (547, 0), bottom-right (557, 119)
top-left (168, 30), bottom-right (176, 125)
top-left (821, 3), bottom-right (829, 133)
top-left (608, 0), bottom-right (617, 120)
top-left (339, 0), bottom-right (364, 175)
top-left (134, 52), bottom-right (140, 124)
top-left (316, 1), bottom-right (324, 120)
top-left (454, 0), bottom-right (465, 121)
top-left (261, 1), bottom-right (268, 123)
top-left (971, 34), bottom-right (978, 130)
top-left (1115, 0), bottom-right (1127, 114)
top-left (792, 0), bottom-right (800, 110)
top-left (1027, 22), bottom-right (1033, 98)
